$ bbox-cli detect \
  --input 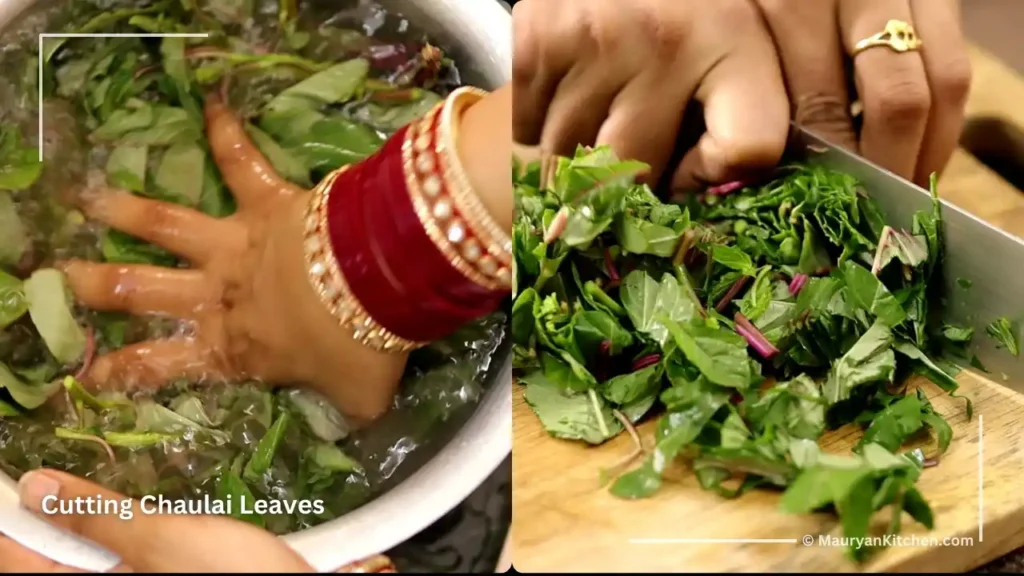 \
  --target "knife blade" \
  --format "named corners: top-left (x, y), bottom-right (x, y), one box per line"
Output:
top-left (787, 125), bottom-right (1024, 390)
